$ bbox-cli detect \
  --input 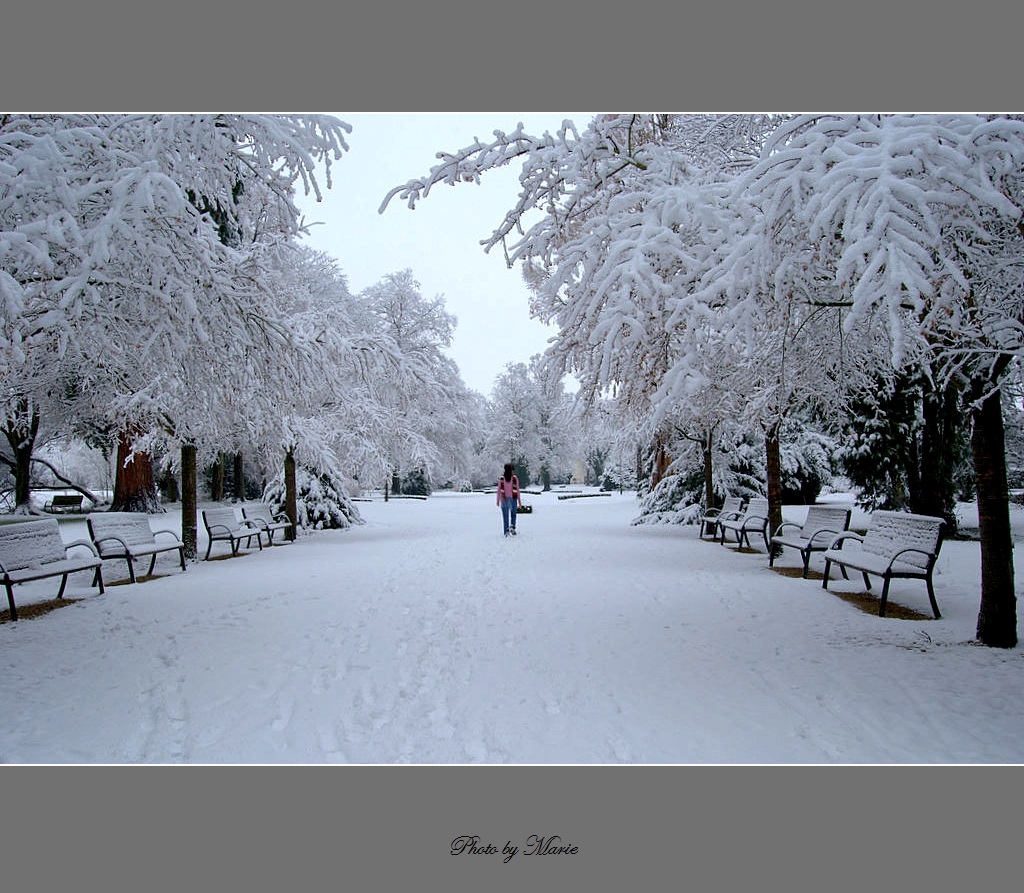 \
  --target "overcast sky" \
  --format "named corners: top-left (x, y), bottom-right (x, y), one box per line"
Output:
top-left (292, 112), bottom-right (591, 396)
